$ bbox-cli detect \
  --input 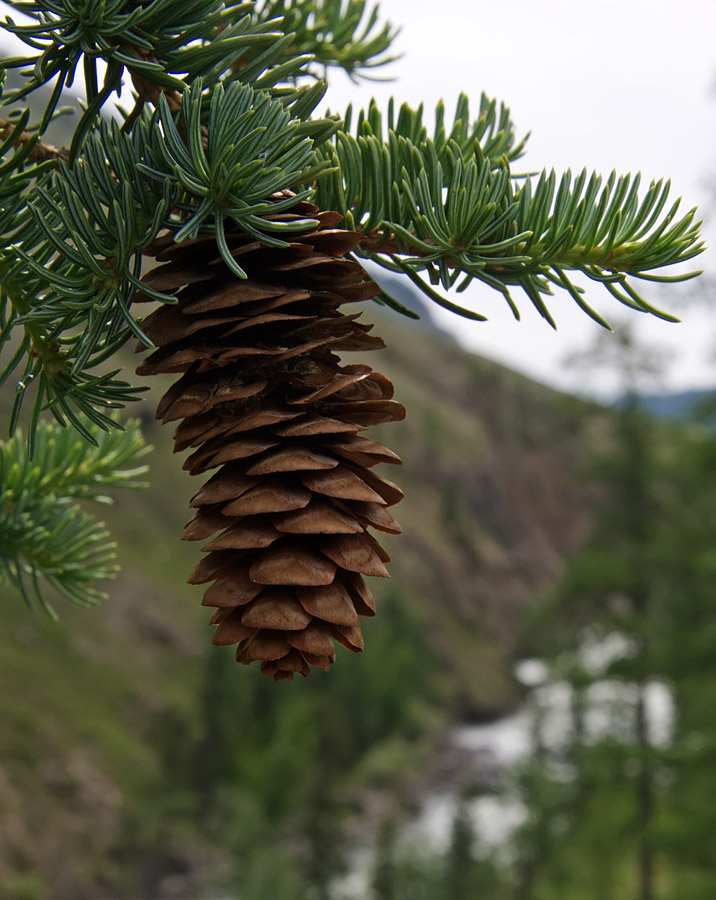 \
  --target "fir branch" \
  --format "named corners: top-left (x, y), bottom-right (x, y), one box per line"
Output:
top-left (4, 76), bottom-right (330, 334)
top-left (0, 417), bottom-right (150, 616)
top-left (0, 3), bottom-right (706, 459)
top-left (313, 100), bottom-right (703, 327)
top-left (250, 0), bottom-right (399, 79)
top-left (0, 0), bottom-right (311, 155)
top-left (1, 53), bottom-right (339, 446)
top-left (1, 111), bottom-right (171, 442)
top-left (141, 78), bottom-right (333, 274)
